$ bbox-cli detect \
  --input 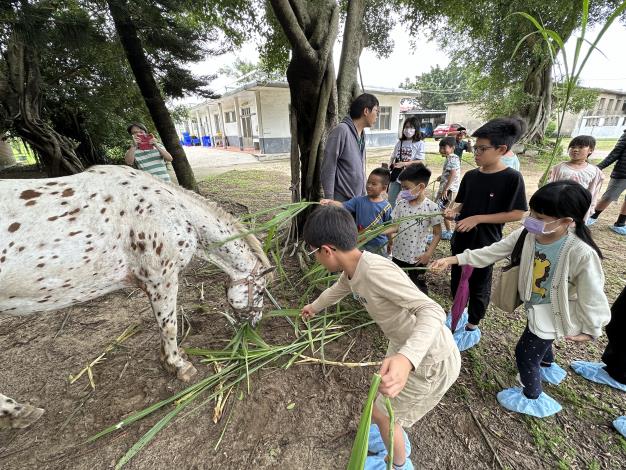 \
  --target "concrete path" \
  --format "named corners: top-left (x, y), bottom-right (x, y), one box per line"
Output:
top-left (182, 141), bottom-right (611, 181)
